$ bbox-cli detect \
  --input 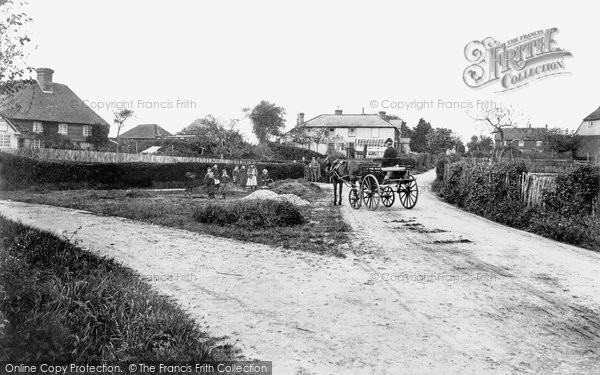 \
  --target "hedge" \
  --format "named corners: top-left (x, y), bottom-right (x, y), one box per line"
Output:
top-left (437, 161), bottom-right (600, 250)
top-left (0, 152), bottom-right (304, 190)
